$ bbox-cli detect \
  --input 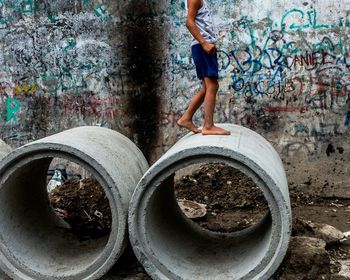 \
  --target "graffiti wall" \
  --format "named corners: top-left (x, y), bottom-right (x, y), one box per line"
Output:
top-left (0, 0), bottom-right (167, 161)
top-left (166, 0), bottom-right (350, 196)
top-left (167, 0), bottom-right (350, 145)
top-left (0, 0), bottom-right (349, 194)
top-left (0, 1), bottom-right (120, 141)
